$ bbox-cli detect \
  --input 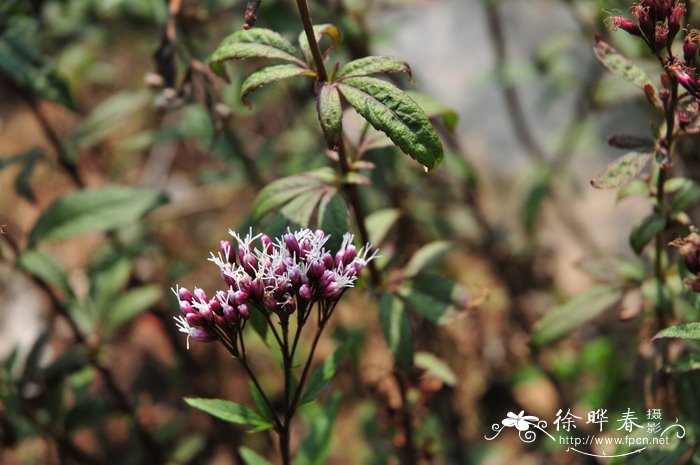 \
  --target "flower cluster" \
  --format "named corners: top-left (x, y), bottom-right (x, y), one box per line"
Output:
top-left (173, 228), bottom-right (377, 348)
top-left (670, 227), bottom-right (700, 292)
top-left (608, 1), bottom-right (685, 51)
